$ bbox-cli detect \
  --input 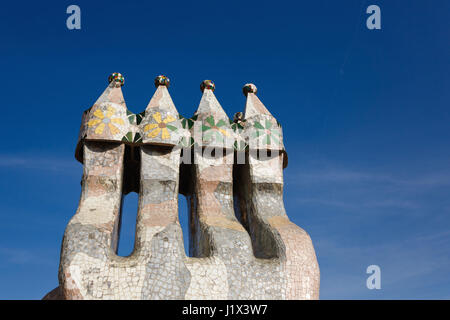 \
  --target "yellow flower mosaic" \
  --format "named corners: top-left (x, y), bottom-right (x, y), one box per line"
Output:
top-left (144, 112), bottom-right (177, 140)
top-left (87, 105), bottom-right (125, 135)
